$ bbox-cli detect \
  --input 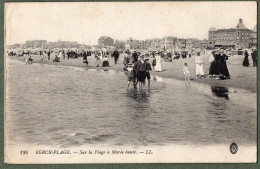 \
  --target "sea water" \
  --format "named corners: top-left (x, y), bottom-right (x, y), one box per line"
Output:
top-left (5, 57), bottom-right (257, 148)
